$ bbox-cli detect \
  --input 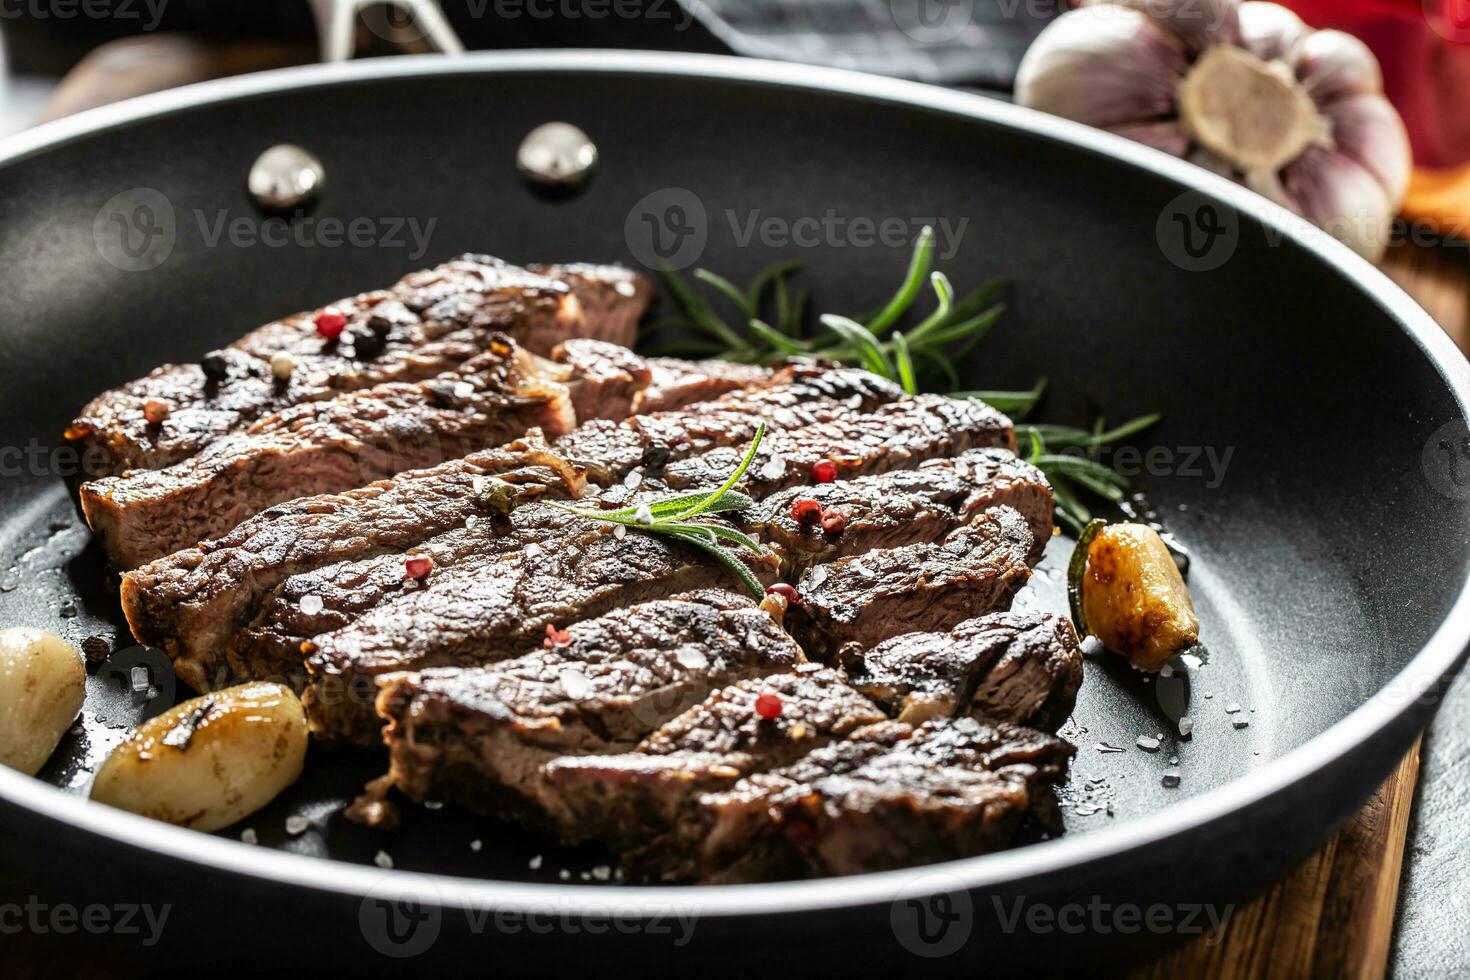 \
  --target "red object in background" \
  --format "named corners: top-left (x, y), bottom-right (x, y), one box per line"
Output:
top-left (1282, 0), bottom-right (1470, 168)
